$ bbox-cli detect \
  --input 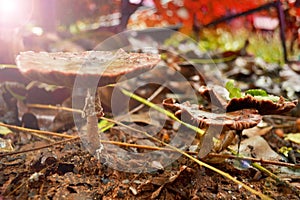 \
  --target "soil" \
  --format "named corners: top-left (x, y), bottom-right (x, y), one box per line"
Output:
top-left (0, 126), bottom-right (300, 200)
